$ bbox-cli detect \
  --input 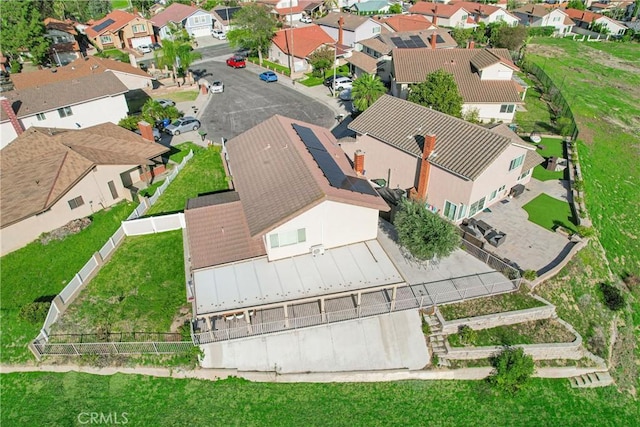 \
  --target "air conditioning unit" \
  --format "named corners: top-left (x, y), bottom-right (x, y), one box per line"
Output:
top-left (310, 244), bottom-right (325, 256)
